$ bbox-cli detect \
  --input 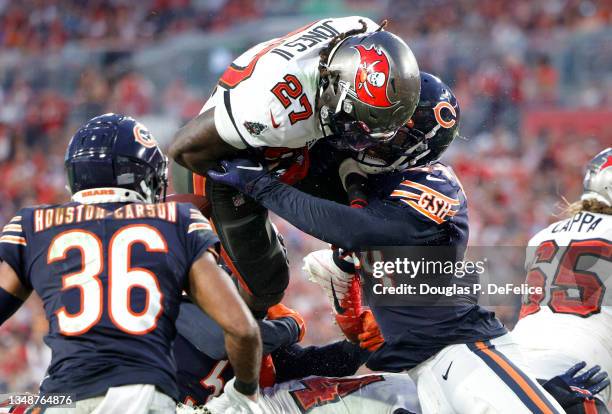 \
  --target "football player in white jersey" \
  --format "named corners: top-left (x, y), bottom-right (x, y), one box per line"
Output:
top-left (513, 147), bottom-right (612, 413)
top-left (201, 373), bottom-right (419, 414)
top-left (169, 16), bottom-right (421, 316)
